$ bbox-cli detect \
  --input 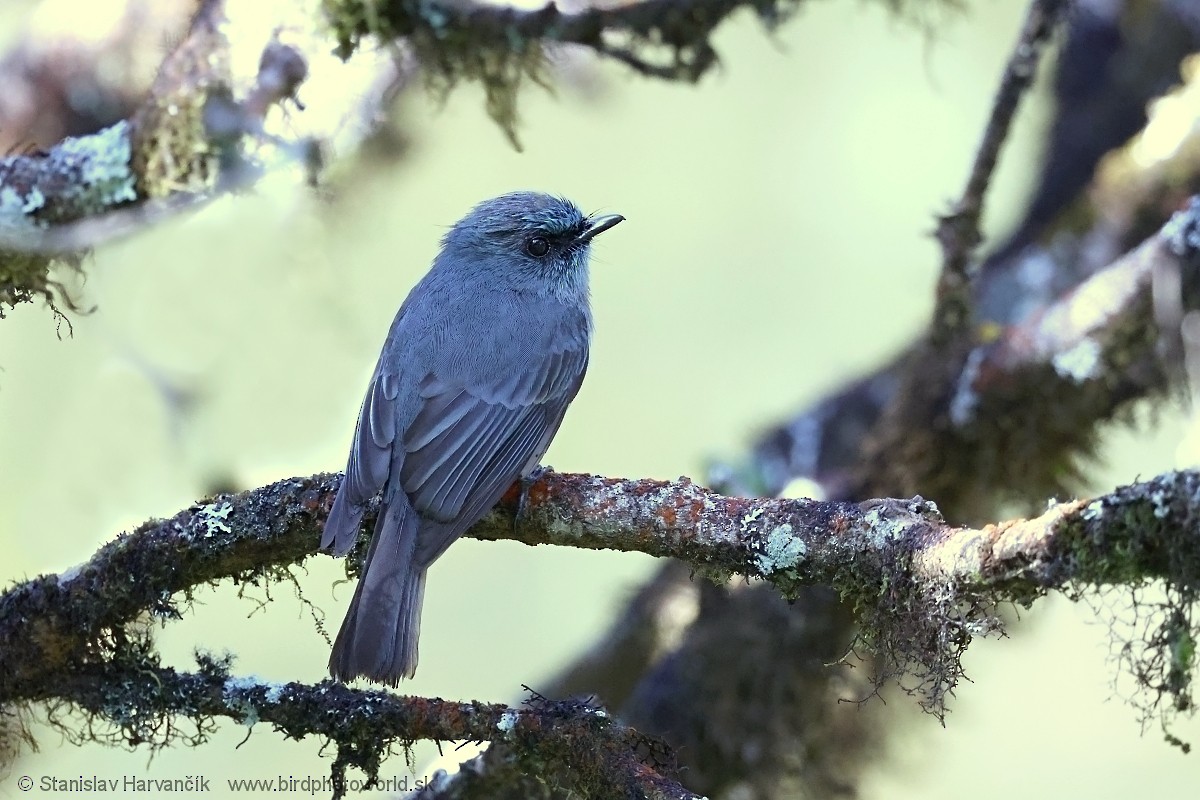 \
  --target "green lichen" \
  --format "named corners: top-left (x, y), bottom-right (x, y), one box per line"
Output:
top-left (755, 524), bottom-right (806, 575)
top-left (40, 122), bottom-right (138, 221)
